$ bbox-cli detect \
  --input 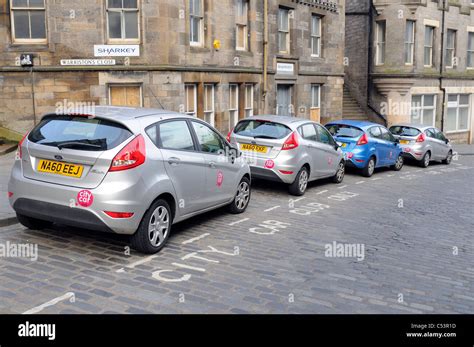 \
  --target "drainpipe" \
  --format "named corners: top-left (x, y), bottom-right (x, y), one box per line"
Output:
top-left (439, 0), bottom-right (447, 132)
top-left (30, 67), bottom-right (37, 125)
top-left (262, 0), bottom-right (269, 112)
